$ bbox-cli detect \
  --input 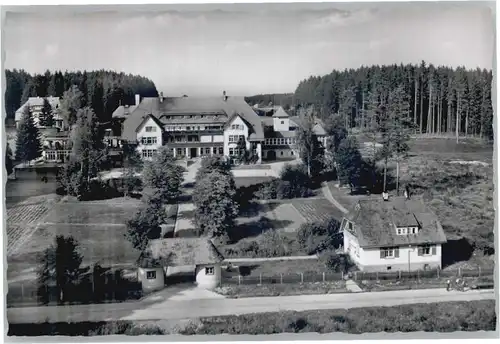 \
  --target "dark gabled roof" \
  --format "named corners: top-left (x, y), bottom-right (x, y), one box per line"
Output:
top-left (138, 238), bottom-right (225, 268)
top-left (135, 114), bottom-right (164, 133)
top-left (272, 107), bottom-right (290, 118)
top-left (289, 115), bottom-right (327, 136)
top-left (112, 105), bottom-right (138, 119)
top-left (120, 96), bottom-right (264, 142)
top-left (344, 196), bottom-right (447, 248)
